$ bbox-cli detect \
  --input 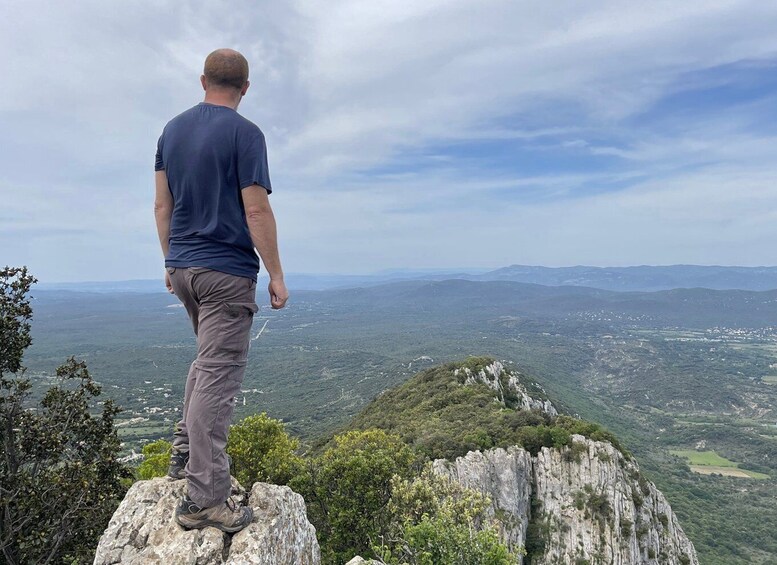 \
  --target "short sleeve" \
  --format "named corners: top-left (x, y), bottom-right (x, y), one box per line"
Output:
top-left (154, 134), bottom-right (165, 171)
top-left (237, 126), bottom-right (272, 194)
